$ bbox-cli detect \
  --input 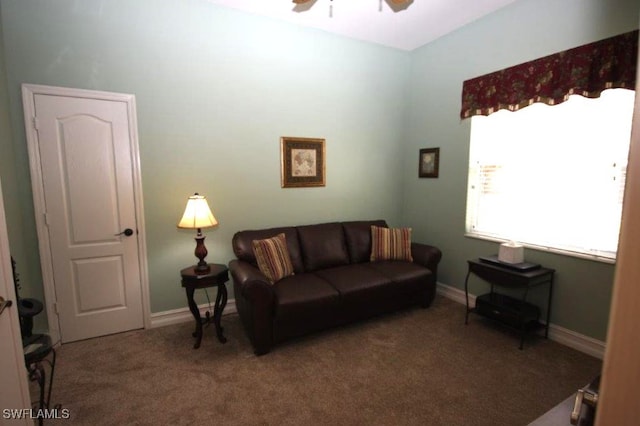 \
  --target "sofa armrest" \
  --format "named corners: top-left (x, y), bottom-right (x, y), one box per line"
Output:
top-left (230, 260), bottom-right (275, 303)
top-left (411, 242), bottom-right (442, 278)
top-left (229, 260), bottom-right (275, 355)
